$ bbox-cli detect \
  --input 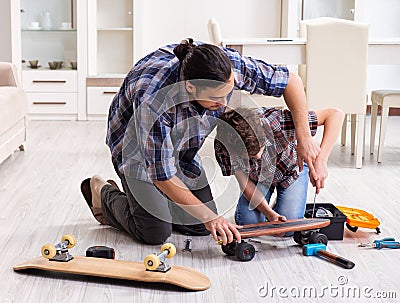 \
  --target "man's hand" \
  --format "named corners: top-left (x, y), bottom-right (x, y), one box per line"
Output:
top-left (296, 136), bottom-right (321, 181)
top-left (204, 217), bottom-right (242, 245)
